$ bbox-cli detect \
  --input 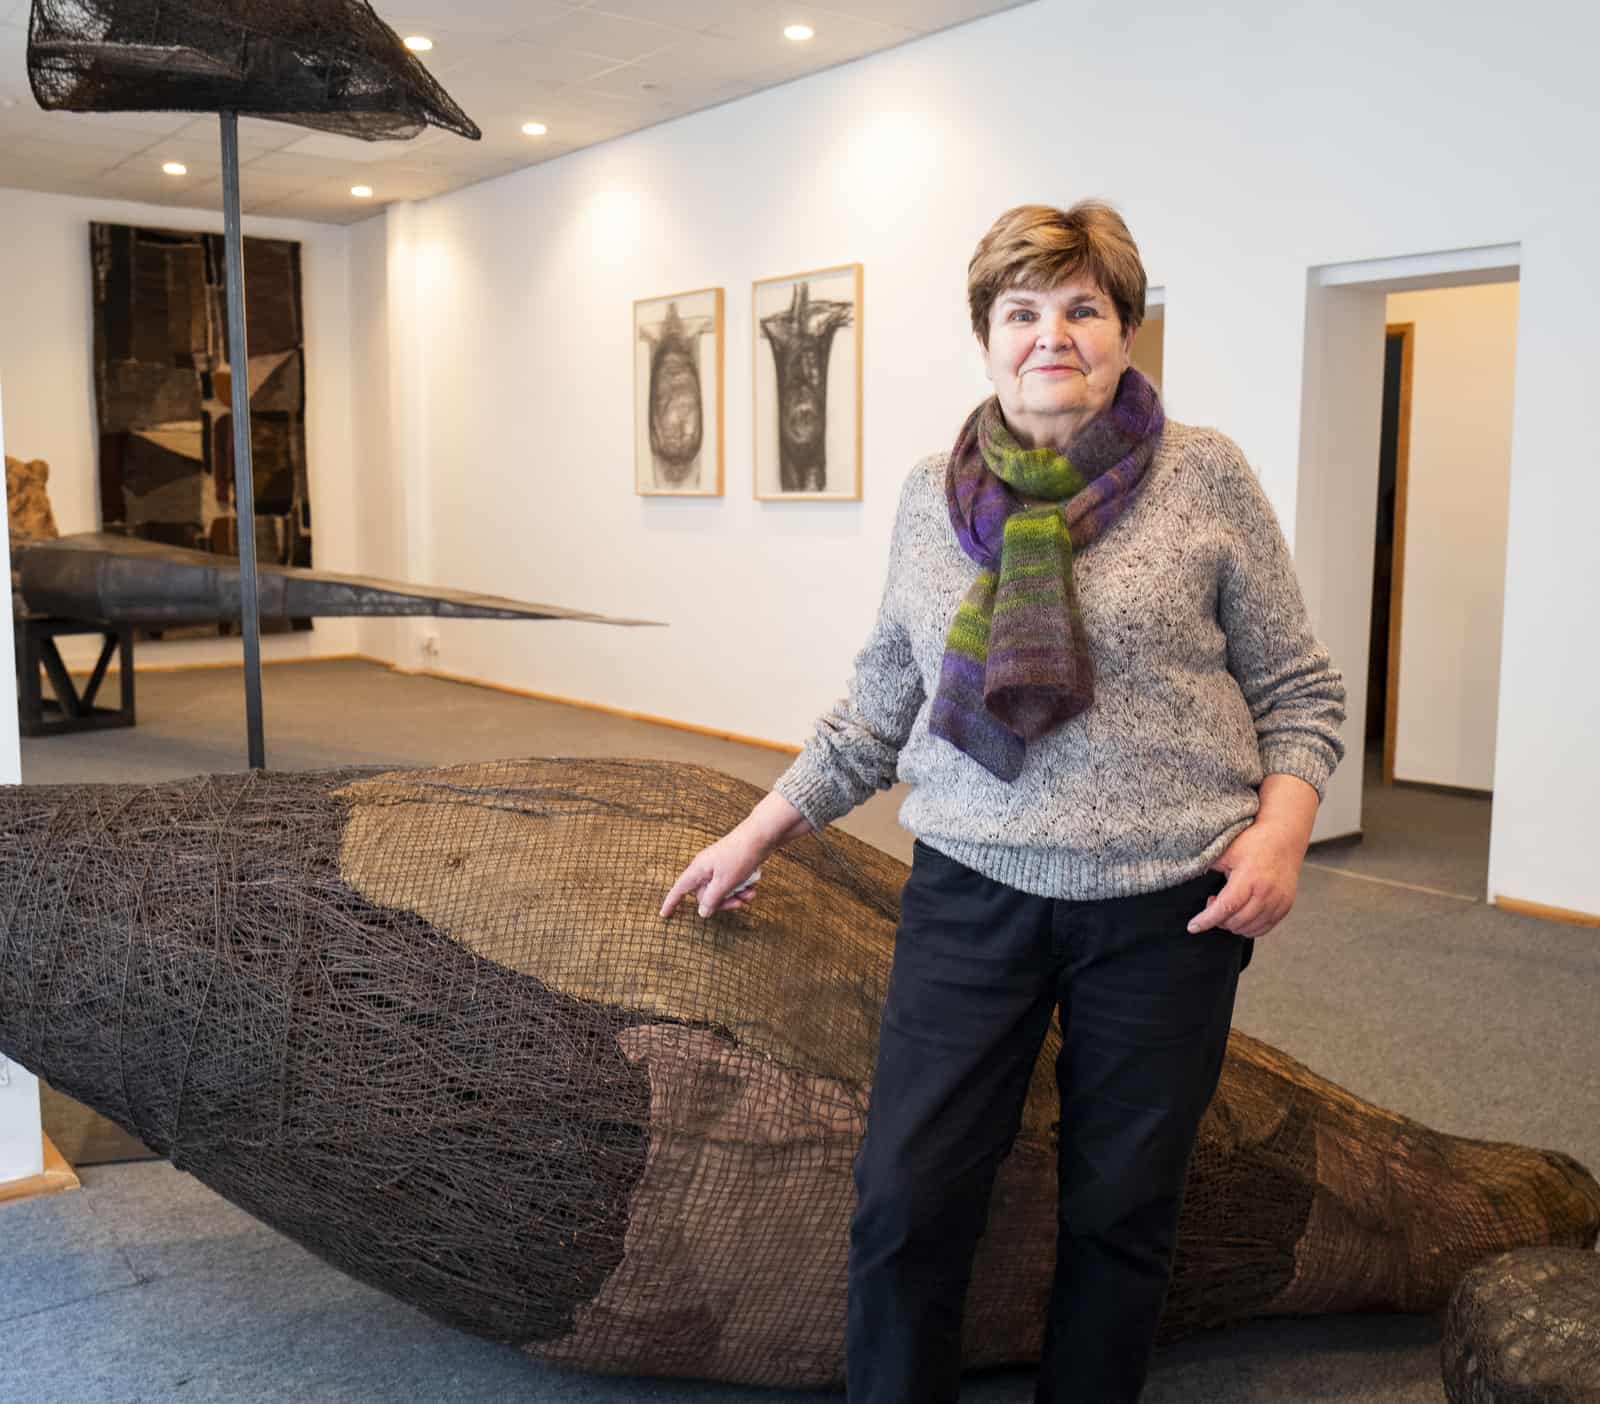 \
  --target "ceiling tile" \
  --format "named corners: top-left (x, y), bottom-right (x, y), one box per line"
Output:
top-left (458, 39), bottom-right (624, 89)
top-left (806, 0), bottom-right (1030, 33)
top-left (519, 8), bottom-right (693, 61)
top-left (46, 109), bottom-right (198, 137)
top-left (0, 110), bottom-right (162, 153)
top-left (590, 0), bottom-right (753, 30)
top-left (0, 169), bottom-right (111, 201)
top-left (113, 136), bottom-right (226, 176)
top-left (629, 33), bottom-right (762, 88)
top-left (703, 1), bottom-right (914, 46)
top-left (273, 130), bottom-right (456, 165)
top-left (242, 151), bottom-right (383, 184)
top-left (372, 0), bottom-right (580, 37)
top-left (170, 115), bottom-right (308, 154)
top-left (5, 136), bottom-right (132, 173)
